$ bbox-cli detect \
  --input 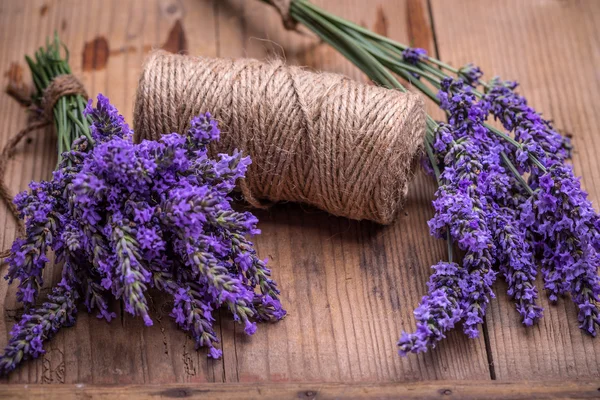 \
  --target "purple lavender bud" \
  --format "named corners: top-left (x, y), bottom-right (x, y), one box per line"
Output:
top-left (398, 262), bottom-right (466, 355)
top-left (0, 280), bottom-right (77, 376)
top-left (458, 64), bottom-right (483, 87)
top-left (109, 222), bottom-right (153, 325)
top-left (429, 85), bottom-right (502, 338)
top-left (253, 294), bottom-right (287, 322)
top-left (188, 113), bottom-right (220, 148)
top-left (401, 47), bottom-right (428, 65)
top-left (84, 93), bottom-right (132, 142)
top-left (488, 206), bottom-right (543, 325)
top-left (5, 180), bottom-right (62, 307)
top-left (483, 79), bottom-right (571, 165)
top-left (523, 165), bottom-right (600, 335)
top-left (400, 47), bottom-right (428, 79)
top-left (170, 285), bottom-right (221, 356)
